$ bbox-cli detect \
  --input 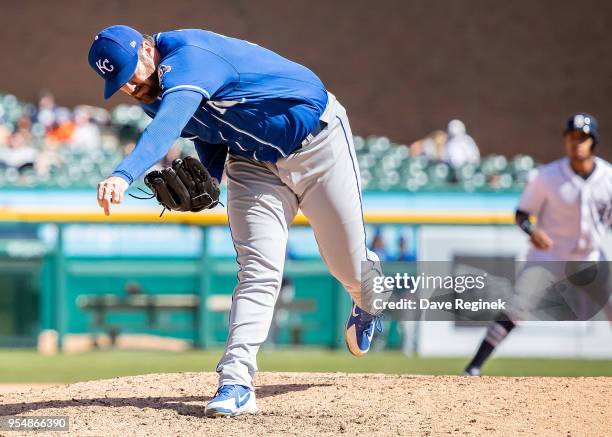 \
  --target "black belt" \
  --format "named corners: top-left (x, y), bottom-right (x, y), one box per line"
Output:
top-left (308, 120), bottom-right (327, 140)
top-left (292, 120), bottom-right (328, 154)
